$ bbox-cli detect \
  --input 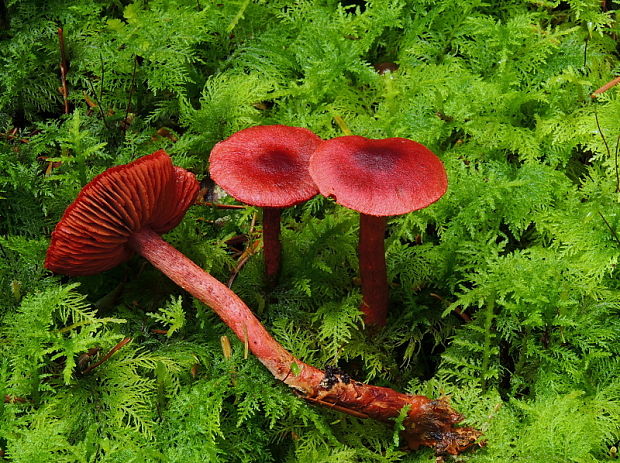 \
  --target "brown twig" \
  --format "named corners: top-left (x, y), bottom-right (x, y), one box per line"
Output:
top-left (453, 307), bottom-right (472, 322)
top-left (593, 107), bottom-right (620, 192)
top-left (4, 395), bottom-right (28, 404)
top-left (303, 394), bottom-right (371, 419)
top-left (80, 337), bottom-right (132, 375)
top-left (151, 329), bottom-right (169, 335)
top-left (203, 202), bottom-right (247, 209)
top-left (430, 293), bottom-right (471, 322)
top-left (57, 28), bottom-right (70, 114)
top-left (228, 212), bottom-right (260, 288)
top-left (151, 127), bottom-right (178, 143)
top-left (37, 155), bottom-right (62, 175)
top-left (227, 241), bottom-right (261, 288)
top-left (599, 212), bottom-right (620, 246)
top-left (99, 52), bottom-right (105, 104)
top-left (225, 234), bottom-right (249, 253)
top-left (121, 57), bottom-right (139, 131)
top-left (591, 76), bottom-right (620, 98)
top-left (76, 347), bottom-right (101, 370)
top-left (0, 130), bottom-right (29, 143)
top-left (85, 79), bottom-right (113, 132)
